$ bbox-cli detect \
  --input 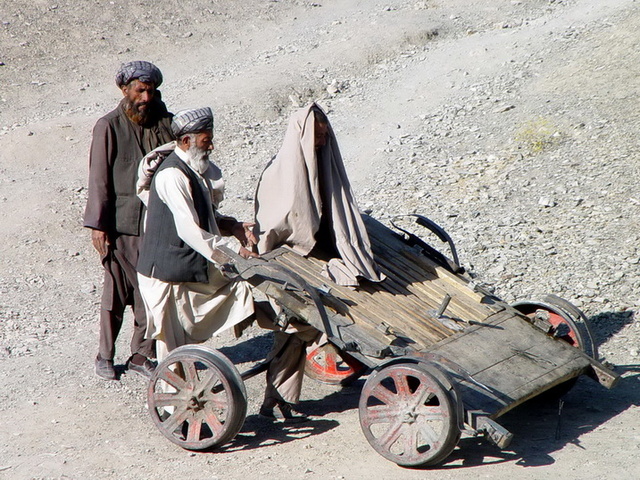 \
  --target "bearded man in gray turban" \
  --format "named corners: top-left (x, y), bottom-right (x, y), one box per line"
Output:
top-left (84, 60), bottom-right (174, 380)
top-left (136, 107), bottom-right (258, 363)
